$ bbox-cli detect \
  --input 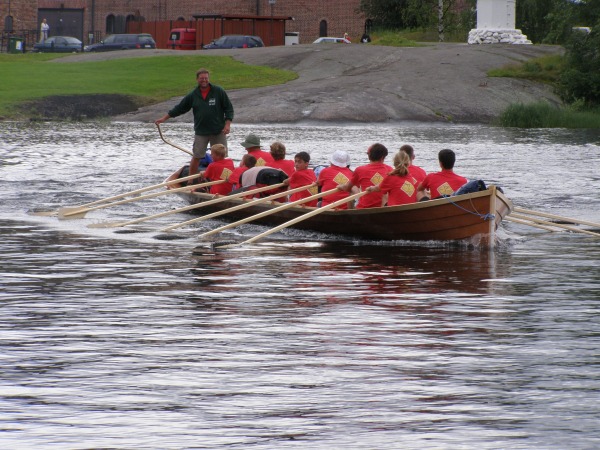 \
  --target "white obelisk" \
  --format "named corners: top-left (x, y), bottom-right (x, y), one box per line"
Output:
top-left (468, 0), bottom-right (531, 44)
